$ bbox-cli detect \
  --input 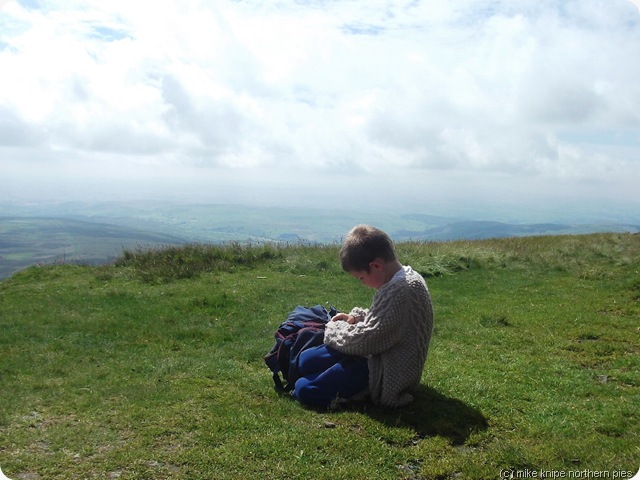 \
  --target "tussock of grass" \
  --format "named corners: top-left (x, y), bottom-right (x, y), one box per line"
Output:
top-left (1, 233), bottom-right (638, 479)
top-left (116, 242), bottom-right (284, 283)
